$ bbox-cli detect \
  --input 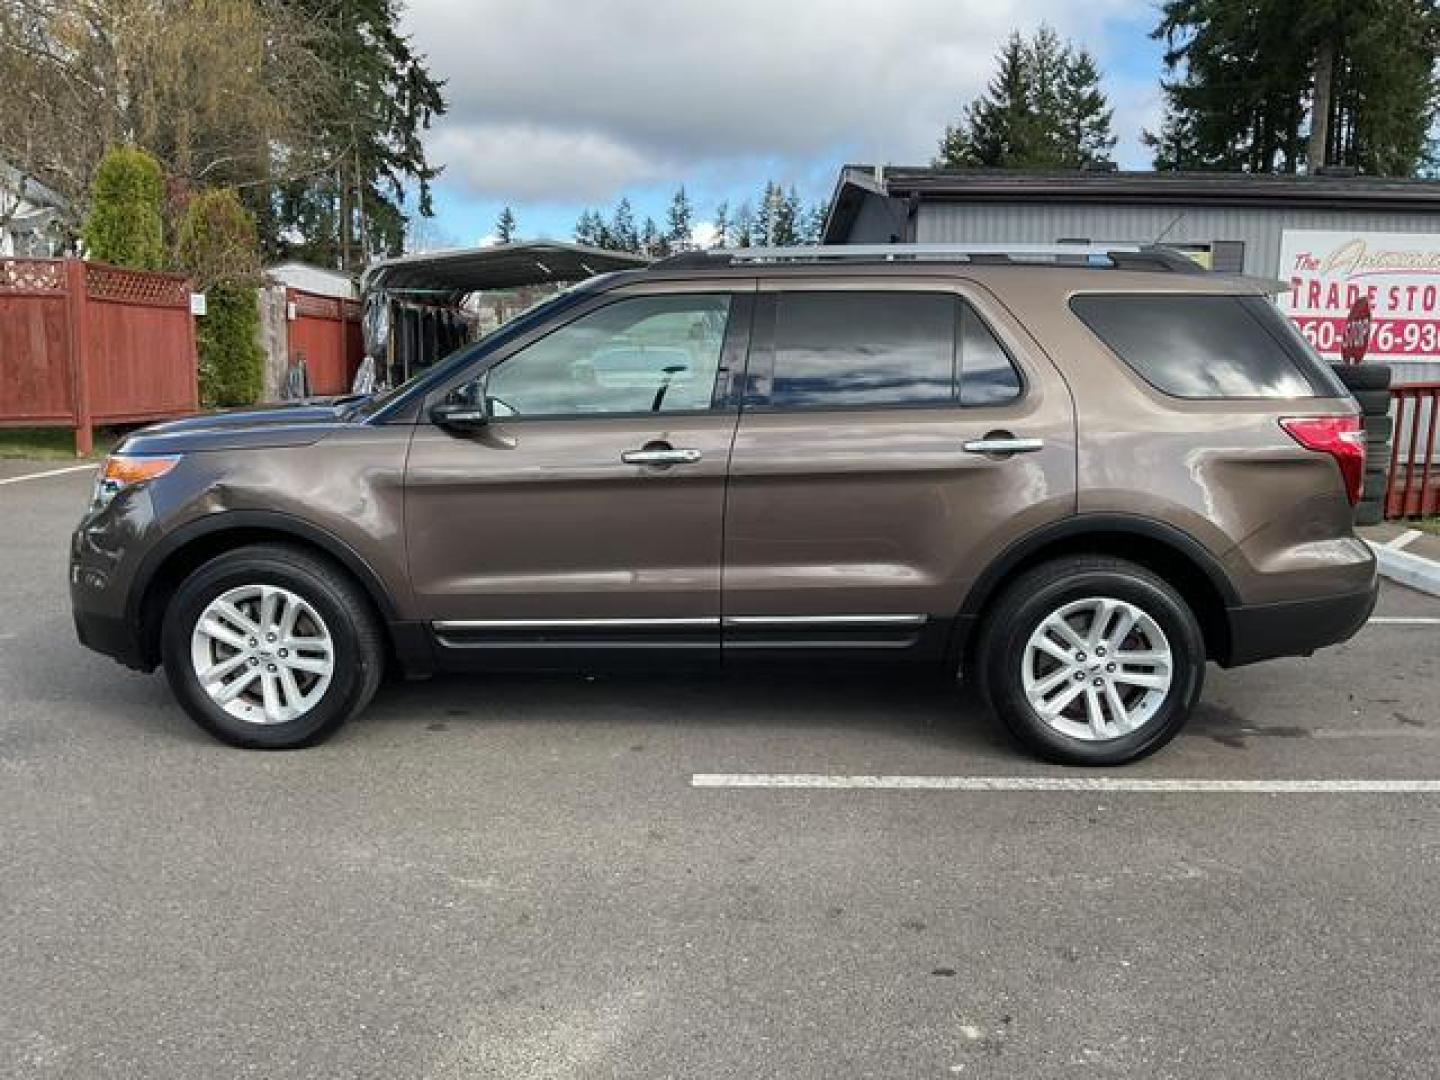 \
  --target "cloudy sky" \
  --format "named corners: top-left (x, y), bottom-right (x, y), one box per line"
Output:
top-left (399, 0), bottom-right (1166, 247)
